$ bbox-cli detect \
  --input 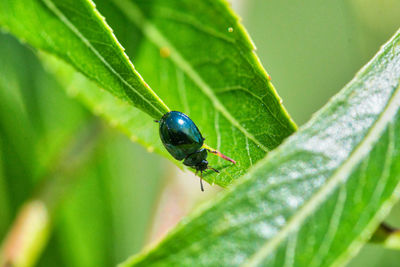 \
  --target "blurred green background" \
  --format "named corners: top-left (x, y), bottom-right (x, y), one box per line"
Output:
top-left (0, 0), bottom-right (399, 266)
